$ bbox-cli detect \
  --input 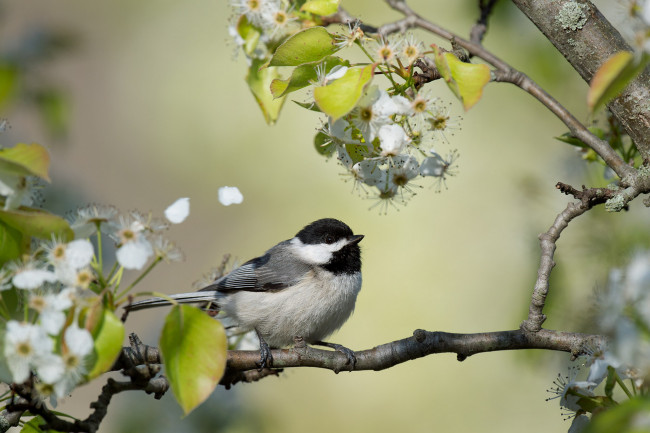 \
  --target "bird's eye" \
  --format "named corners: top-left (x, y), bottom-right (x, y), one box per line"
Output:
top-left (324, 235), bottom-right (335, 244)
